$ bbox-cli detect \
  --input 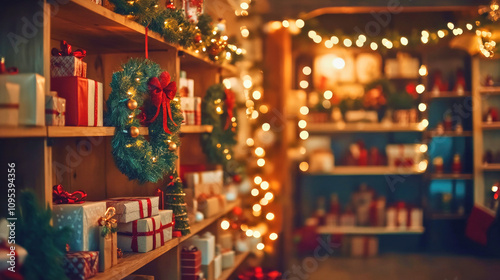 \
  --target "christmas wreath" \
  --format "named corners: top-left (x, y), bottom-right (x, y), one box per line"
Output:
top-left (106, 58), bottom-right (183, 183)
top-left (201, 84), bottom-right (238, 169)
